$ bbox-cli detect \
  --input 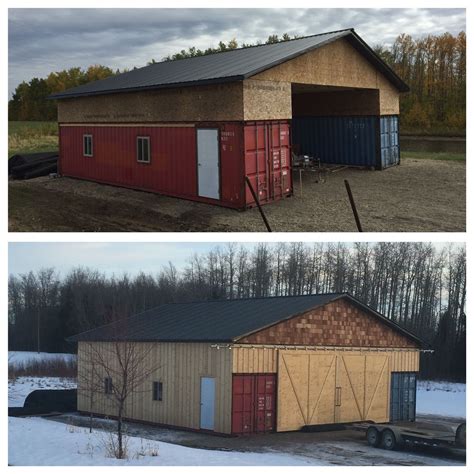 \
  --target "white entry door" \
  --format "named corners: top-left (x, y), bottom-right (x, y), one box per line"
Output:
top-left (197, 129), bottom-right (220, 199)
top-left (200, 377), bottom-right (216, 430)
